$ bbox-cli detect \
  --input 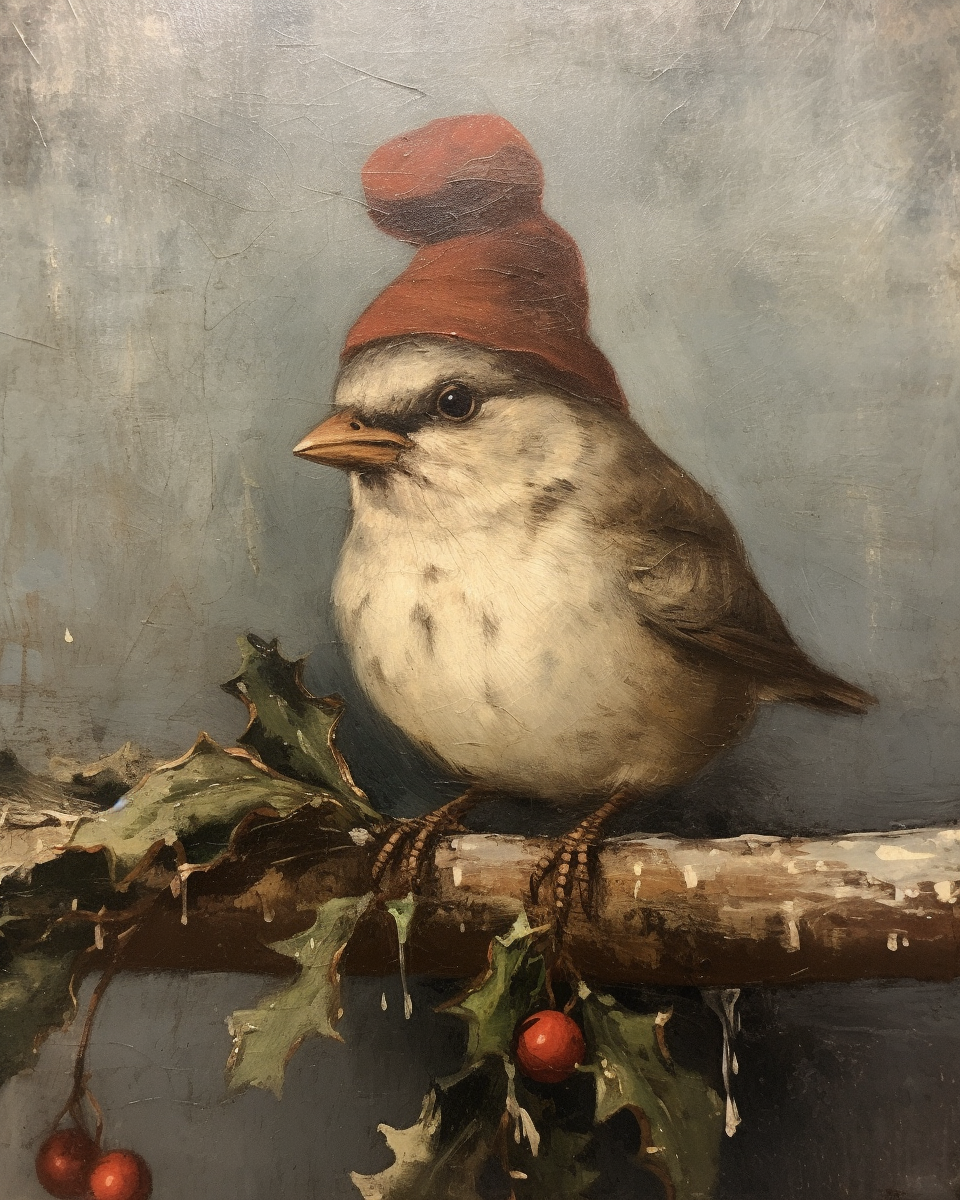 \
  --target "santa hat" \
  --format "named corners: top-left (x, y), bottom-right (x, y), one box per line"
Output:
top-left (342, 114), bottom-right (627, 412)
